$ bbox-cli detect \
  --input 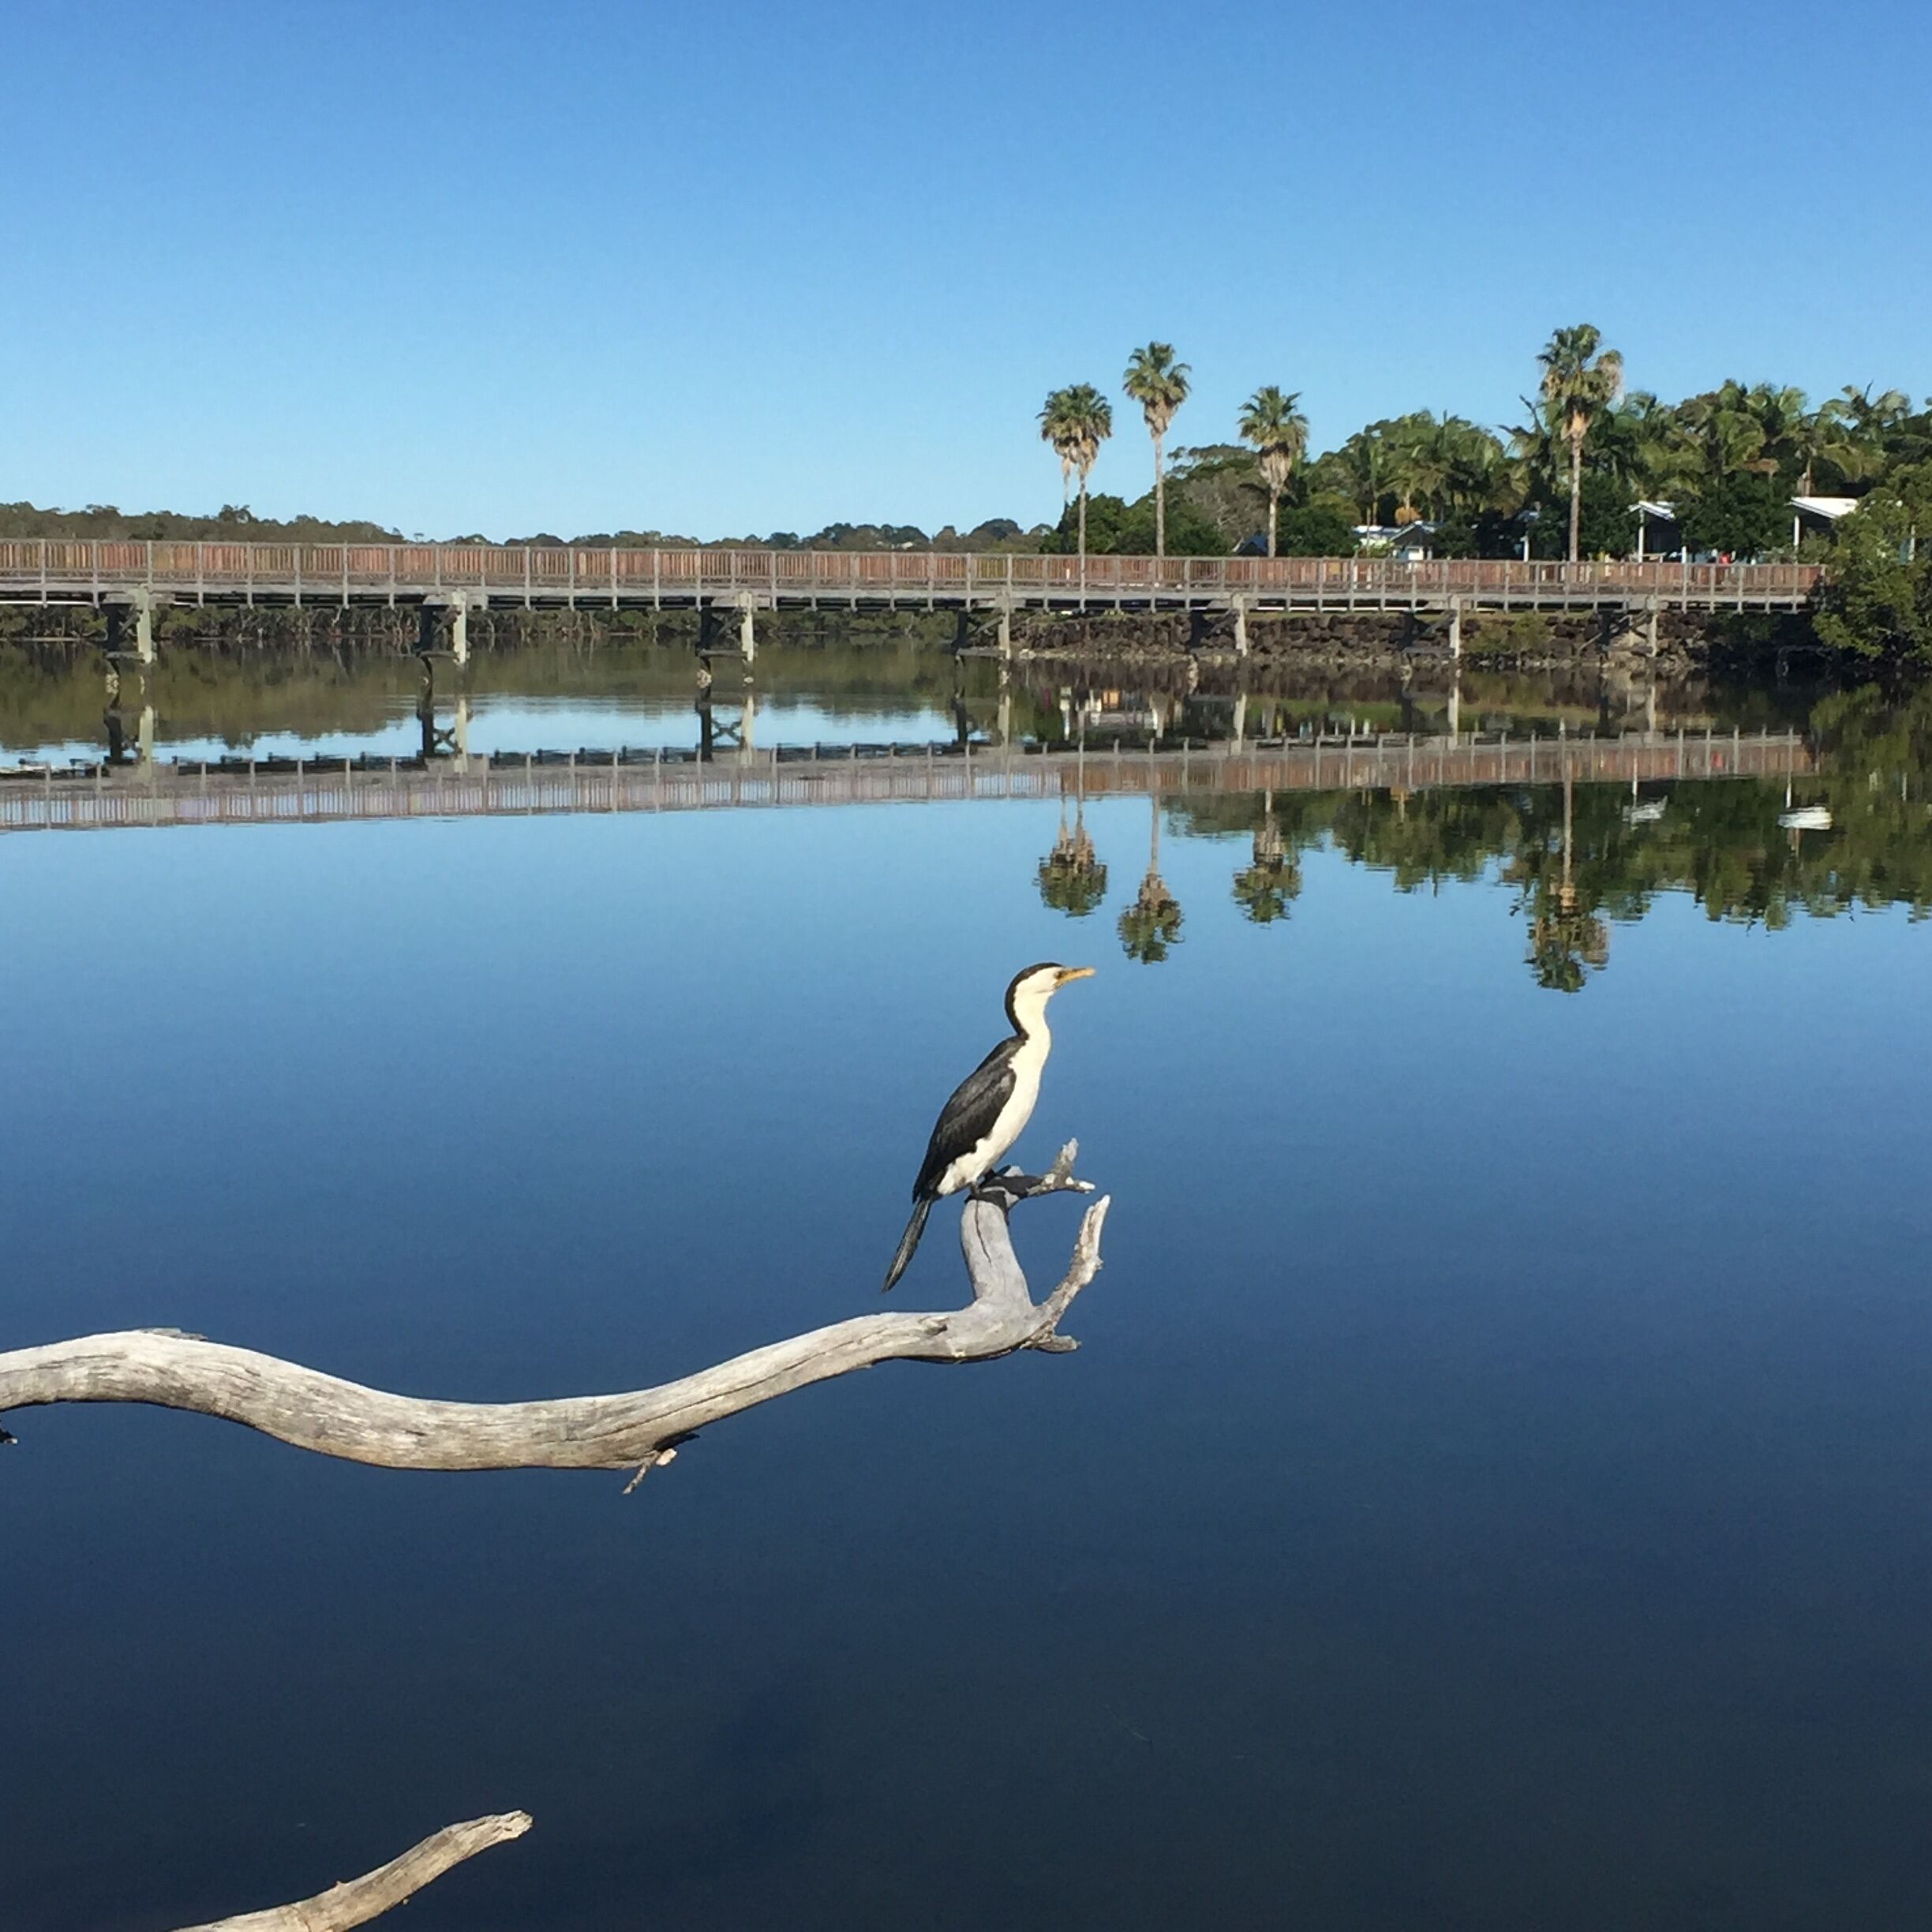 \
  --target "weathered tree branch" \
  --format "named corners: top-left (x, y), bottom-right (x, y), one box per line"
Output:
top-left (170, 1810), bottom-right (531, 1931)
top-left (0, 1145), bottom-right (1107, 1482)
